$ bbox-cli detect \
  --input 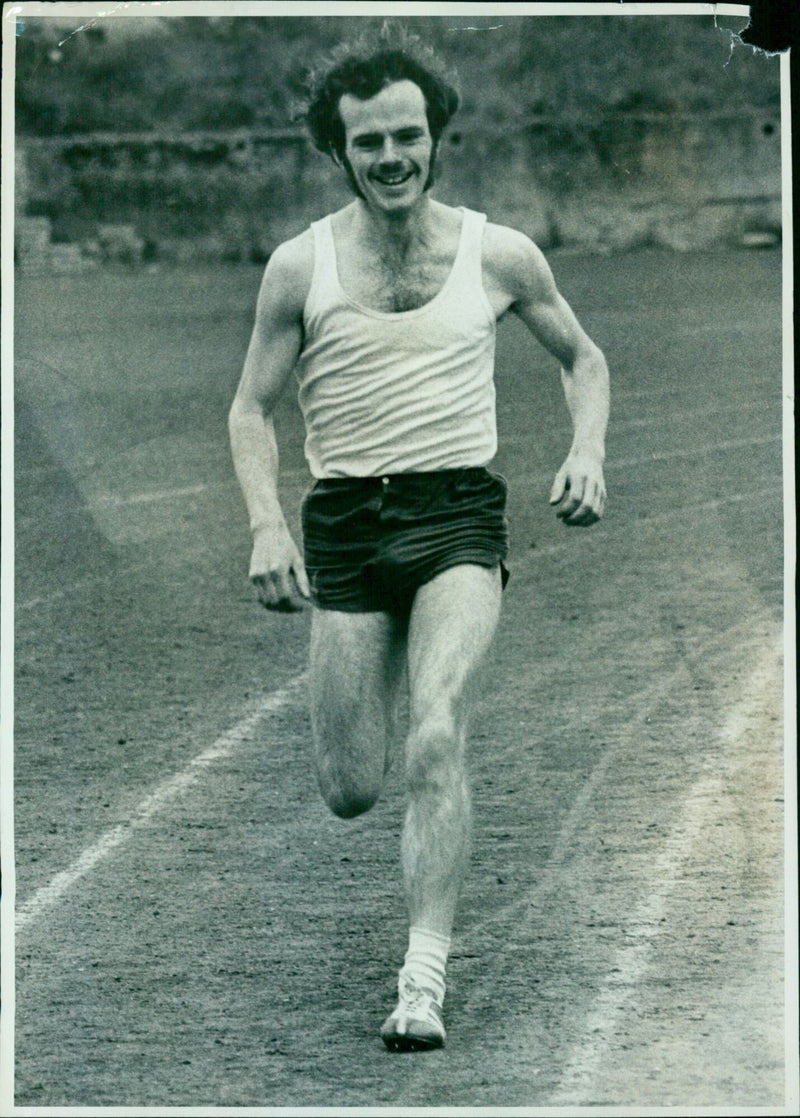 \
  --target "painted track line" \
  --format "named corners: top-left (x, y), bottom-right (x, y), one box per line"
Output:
top-left (14, 673), bottom-right (308, 934)
top-left (610, 432), bottom-right (779, 470)
top-left (500, 430), bottom-right (780, 462)
top-left (15, 560), bottom-right (153, 613)
top-left (549, 645), bottom-right (783, 1102)
top-left (609, 397), bottom-right (773, 432)
top-left (92, 482), bottom-right (216, 506)
top-left (463, 616), bottom-right (780, 946)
